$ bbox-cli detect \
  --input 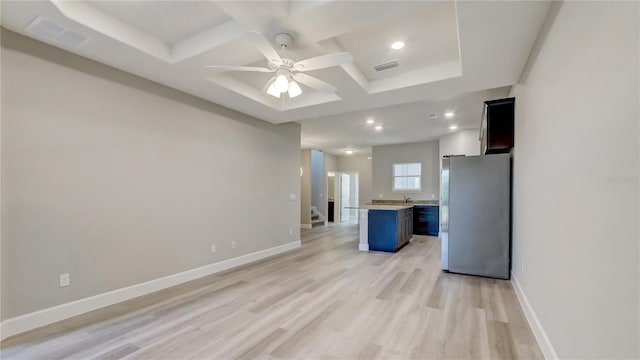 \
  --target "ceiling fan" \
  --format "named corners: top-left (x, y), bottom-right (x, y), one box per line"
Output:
top-left (206, 31), bottom-right (352, 99)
